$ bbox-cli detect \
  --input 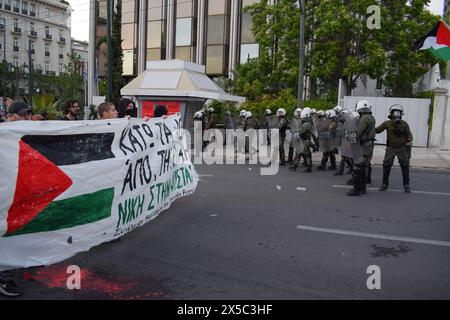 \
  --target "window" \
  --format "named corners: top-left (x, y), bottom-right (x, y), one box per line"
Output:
top-left (208, 0), bottom-right (227, 15)
top-left (22, 1), bottom-right (28, 13)
top-left (148, 0), bottom-right (163, 21)
top-left (46, 7), bottom-right (50, 18)
top-left (175, 18), bottom-right (192, 46)
top-left (240, 43), bottom-right (259, 64)
top-left (175, 46), bottom-right (194, 61)
top-left (59, 63), bottom-right (64, 74)
top-left (59, 48), bottom-right (63, 55)
top-left (242, 0), bottom-right (259, 7)
top-left (241, 14), bottom-right (254, 43)
top-left (13, 0), bottom-right (19, 9)
top-left (14, 18), bottom-right (19, 29)
top-left (176, 0), bottom-right (193, 18)
top-left (206, 45), bottom-right (225, 74)
top-left (147, 48), bottom-right (161, 61)
top-left (13, 57), bottom-right (19, 68)
top-left (147, 21), bottom-right (162, 48)
top-left (30, 3), bottom-right (35, 13)
top-left (122, 24), bottom-right (135, 49)
top-left (13, 38), bottom-right (19, 50)
top-left (122, 1), bottom-right (136, 24)
top-left (45, 62), bottom-right (49, 72)
top-left (45, 26), bottom-right (50, 35)
top-left (30, 41), bottom-right (34, 50)
top-left (45, 44), bottom-right (49, 52)
top-left (30, 22), bottom-right (34, 32)
top-left (207, 15), bottom-right (225, 45)
top-left (123, 49), bottom-right (134, 75)
top-left (0, 0), bottom-right (3, 9)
